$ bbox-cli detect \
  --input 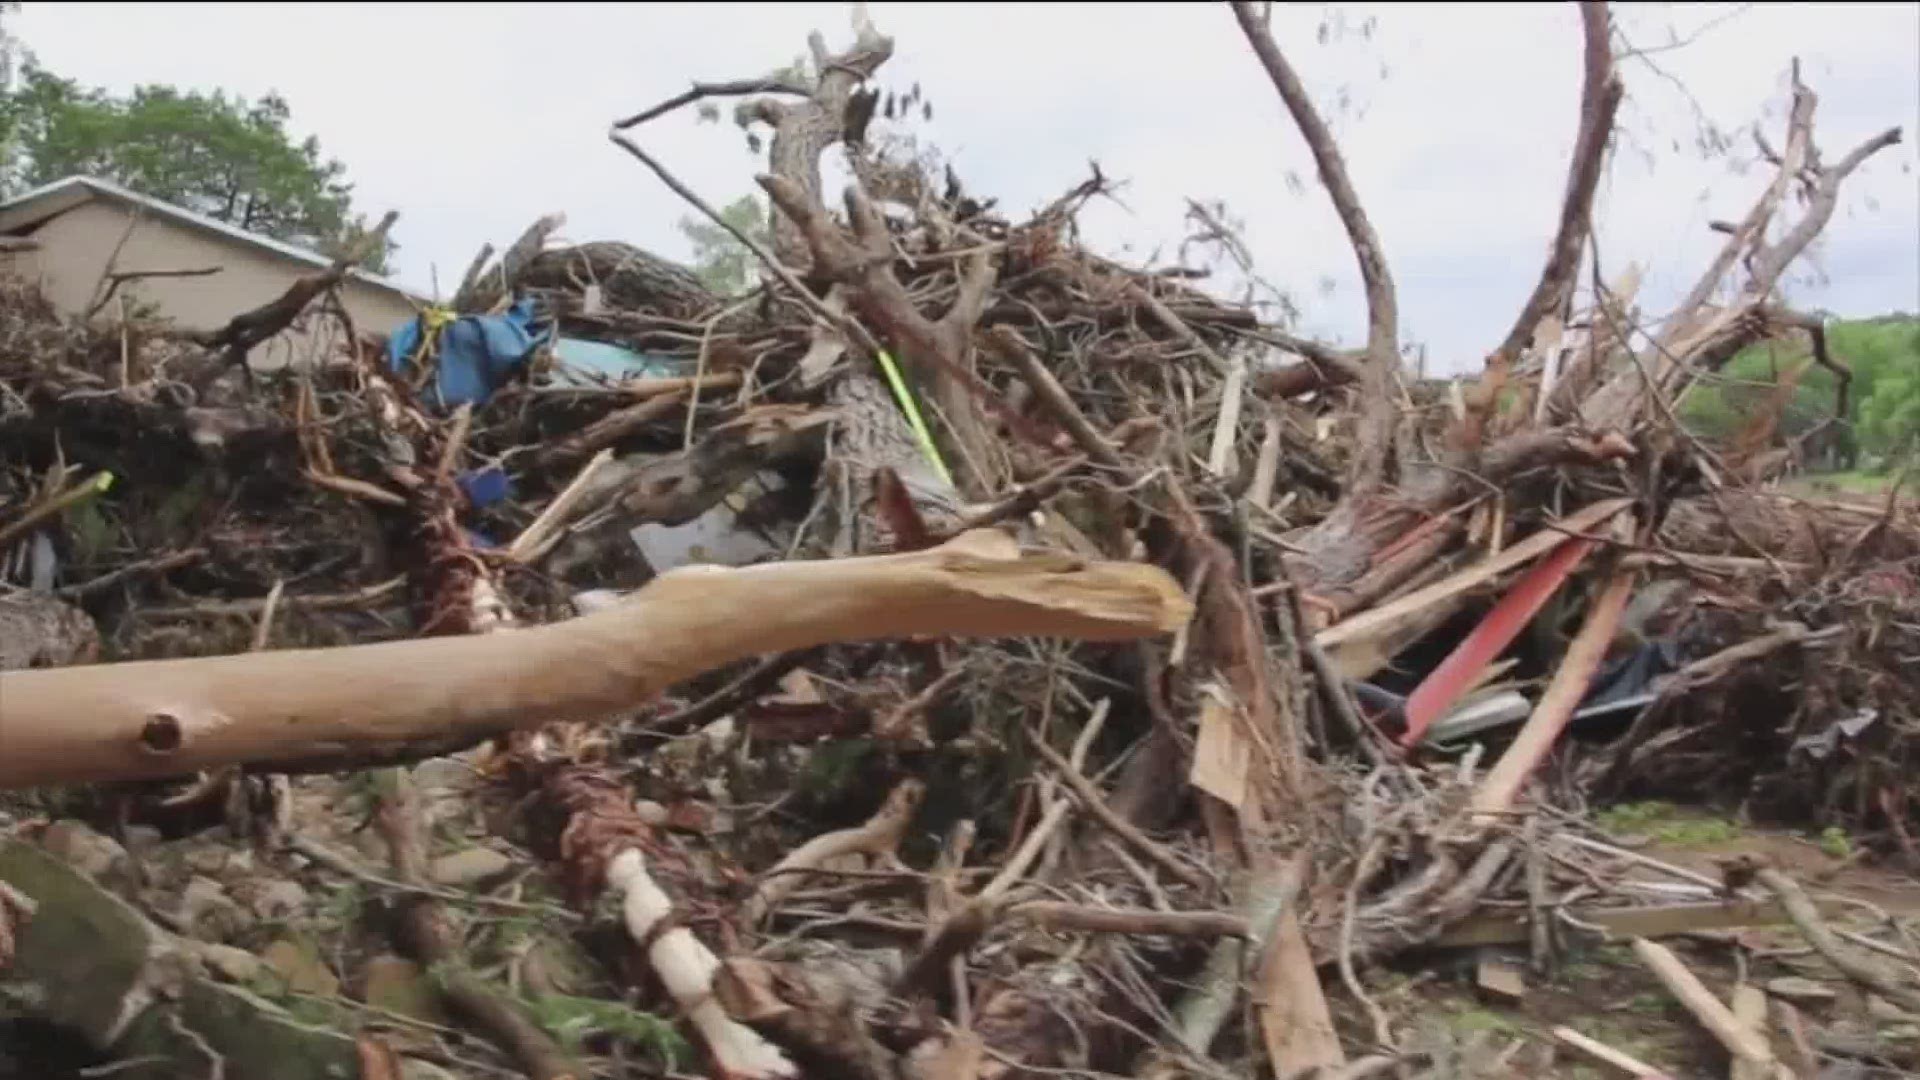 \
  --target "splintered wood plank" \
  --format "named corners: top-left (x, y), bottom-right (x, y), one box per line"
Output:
top-left (1189, 694), bottom-right (1249, 811)
top-left (1259, 907), bottom-right (1346, 1074)
top-left (1476, 957), bottom-right (1528, 1003)
top-left (1316, 497), bottom-right (1631, 651)
top-left (1433, 899), bottom-right (1832, 949)
top-left (1632, 938), bottom-right (1776, 1071)
top-left (1472, 565), bottom-right (1636, 816)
